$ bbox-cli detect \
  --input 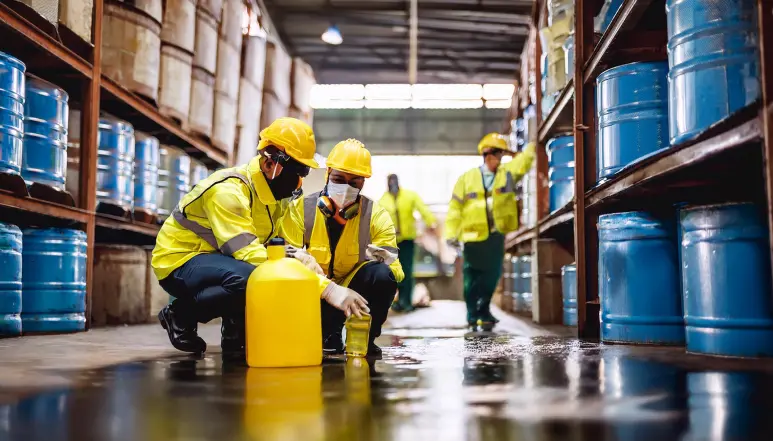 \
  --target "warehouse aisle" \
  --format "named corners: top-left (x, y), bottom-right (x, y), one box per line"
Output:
top-left (2, 301), bottom-right (773, 441)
